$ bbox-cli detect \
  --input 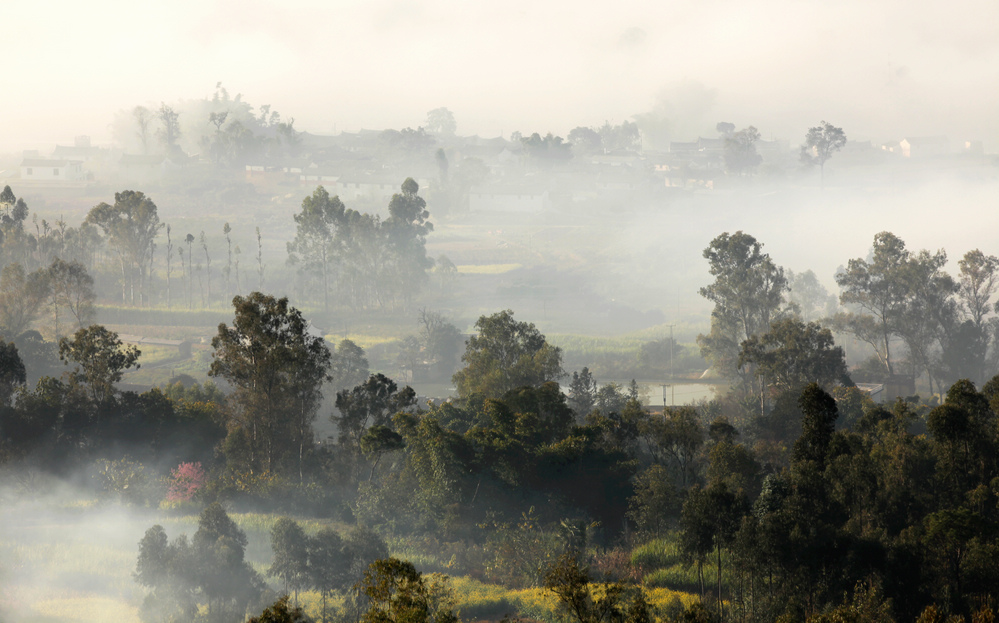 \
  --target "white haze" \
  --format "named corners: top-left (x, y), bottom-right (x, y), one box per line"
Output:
top-left (2, 1), bottom-right (999, 618)
top-left (0, 474), bottom-right (149, 622)
top-left (0, 473), bottom-right (278, 623)
top-left (548, 172), bottom-right (999, 334)
top-left (5, 0), bottom-right (999, 151)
